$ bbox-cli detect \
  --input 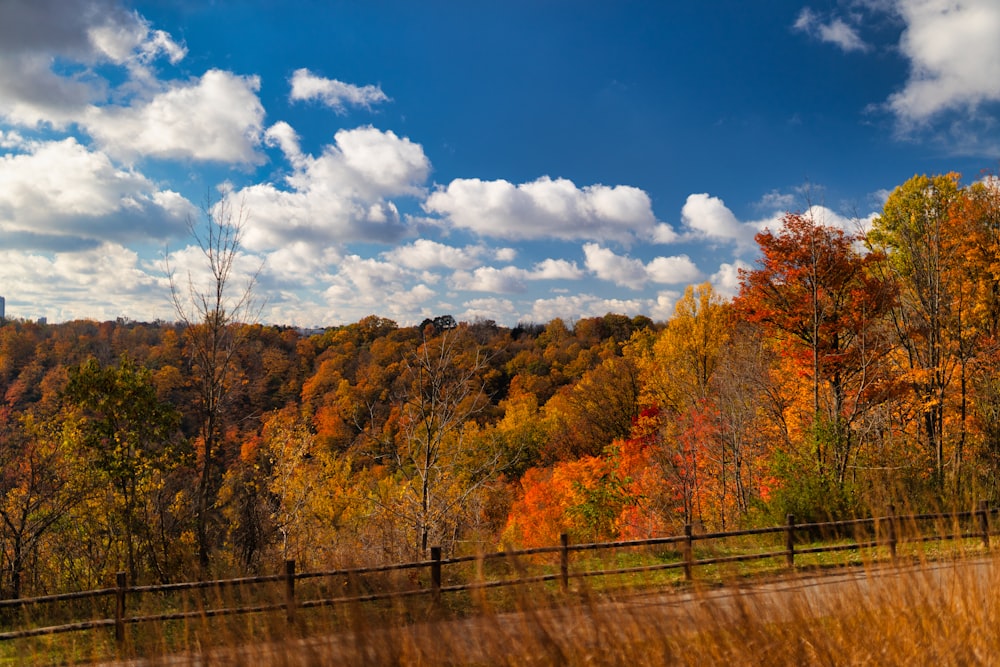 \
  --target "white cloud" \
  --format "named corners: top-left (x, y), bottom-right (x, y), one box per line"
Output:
top-left (757, 204), bottom-right (872, 236)
top-left (583, 244), bottom-right (648, 289)
top-left (805, 204), bottom-right (873, 233)
top-left (887, 0), bottom-right (1000, 126)
top-left (646, 255), bottom-right (702, 284)
top-left (264, 121), bottom-right (302, 161)
top-left (383, 239), bottom-right (485, 270)
top-left (532, 258), bottom-right (584, 280)
top-left (649, 291), bottom-right (682, 322)
top-left (494, 247), bottom-right (518, 262)
top-left (83, 69), bottom-right (265, 164)
top-left (651, 223), bottom-right (680, 243)
top-left (0, 130), bottom-right (26, 149)
top-left (680, 192), bottom-right (877, 251)
top-left (529, 294), bottom-right (652, 324)
top-left (0, 138), bottom-right (193, 250)
top-left (0, 54), bottom-right (103, 128)
top-left (333, 254), bottom-right (412, 294)
top-left (757, 189), bottom-right (797, 212)
top-left (289, 68), bottom-right (390, 113)
top-left (164, 243), bottom-right (263, 314)
top-left (710, 261), bottom-right (750, 299)
top-left (449, 256), bottom-right (585, 293)
top-left (680, 193), bottom-right (759, 247)
top-left (0, 0), bottom-right (185, 128)
top-left (460, 297), bottom-right (518, 323)
top-left (794, 8), bottom-right (870, 53)
top-left (330, 126), bottom-right (429, 196)
top-left (425, 176), bottom-right (658, 243)
top-left (233, 125), bottom-right (430, 250)
top-left (263, 242), bottom-right (340, 287)
top-left (452, 266), bottom-right (528, 293)
top-left (321, 260), bottom-right (437, 324)
top-left (0, 243), bottom-right (169, 322)
top-left (583, 243), bottom-right (700, 289)
top-left (89, 16), bottom-right (185, 66)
